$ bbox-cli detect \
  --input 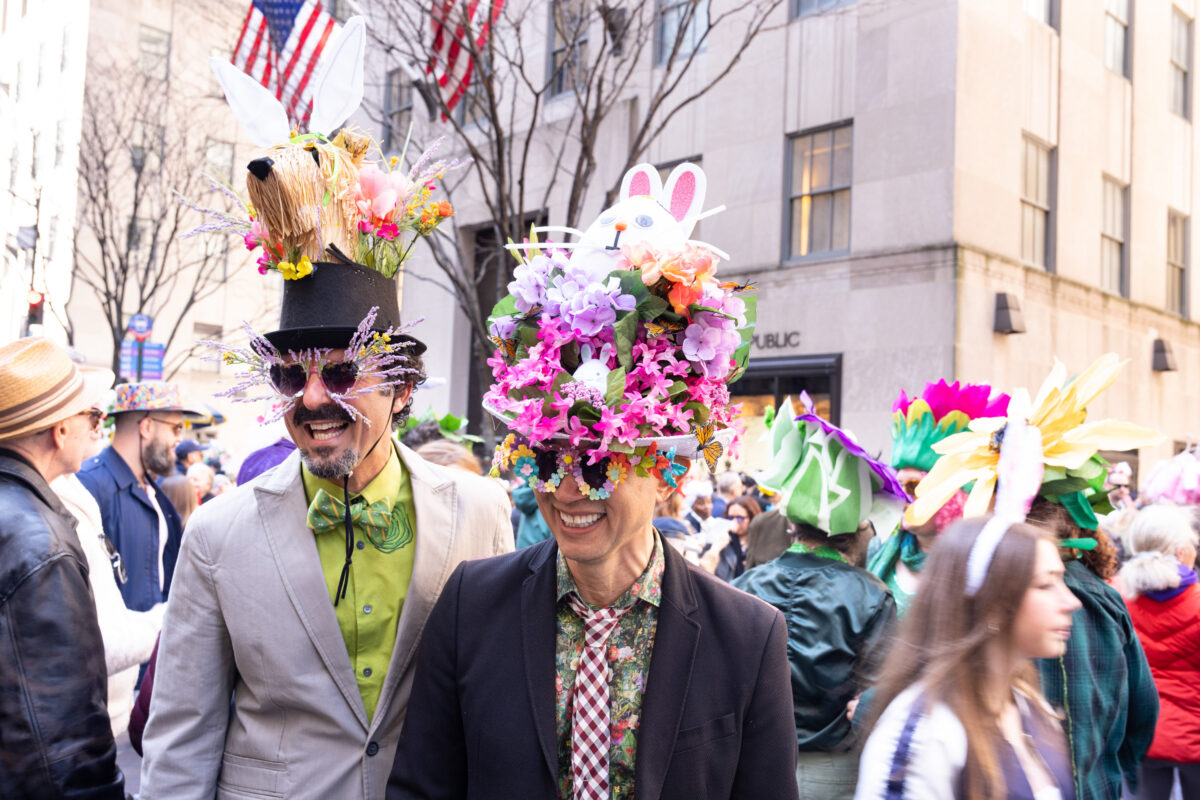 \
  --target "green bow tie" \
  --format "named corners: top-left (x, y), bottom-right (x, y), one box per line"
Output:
top-left (307, 488), bottom-right (412, 553)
